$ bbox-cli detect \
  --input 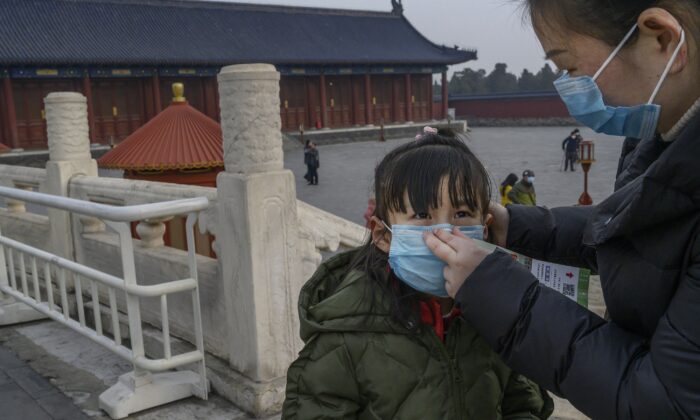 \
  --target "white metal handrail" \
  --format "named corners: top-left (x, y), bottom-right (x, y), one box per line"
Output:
top-left (0, 236), bottom-right (197, 297)
top-left (0, 186), bottom-right (210, 419)
top-left (0, 185), bottom-right (208, 221)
